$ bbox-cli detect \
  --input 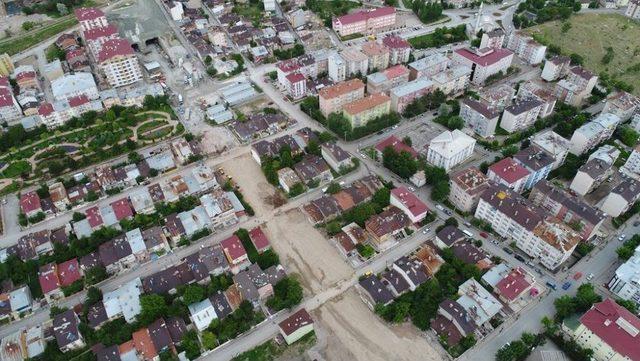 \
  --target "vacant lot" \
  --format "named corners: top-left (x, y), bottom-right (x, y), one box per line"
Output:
top-left (525, 13), bottom-right (640, 95)
top-left (313, 289), bottom-right (444, 361)
top-left (262, 208), bottom-right (352, 294)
